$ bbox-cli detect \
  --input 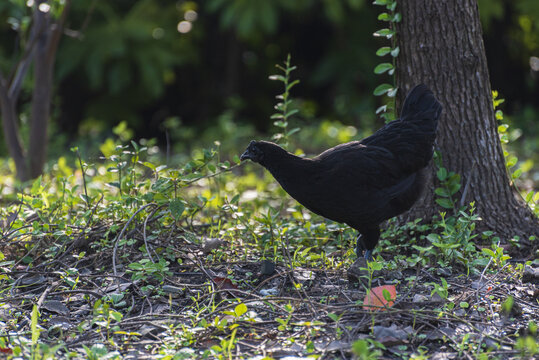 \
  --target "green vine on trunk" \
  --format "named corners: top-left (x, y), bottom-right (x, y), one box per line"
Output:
top-left (373, 0), bottom-right (401, 122)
